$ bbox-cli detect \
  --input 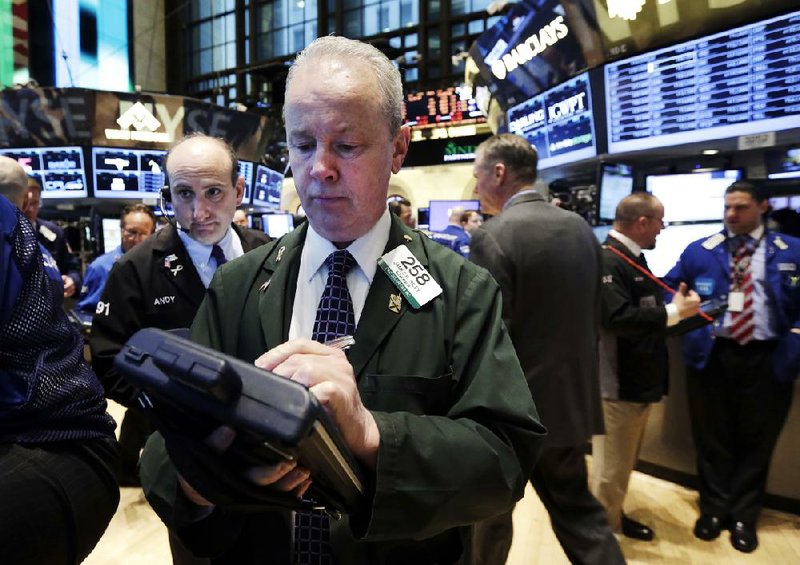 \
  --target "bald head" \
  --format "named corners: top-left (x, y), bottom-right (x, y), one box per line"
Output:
top-left (0, 156), bottom-right (29, 208)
